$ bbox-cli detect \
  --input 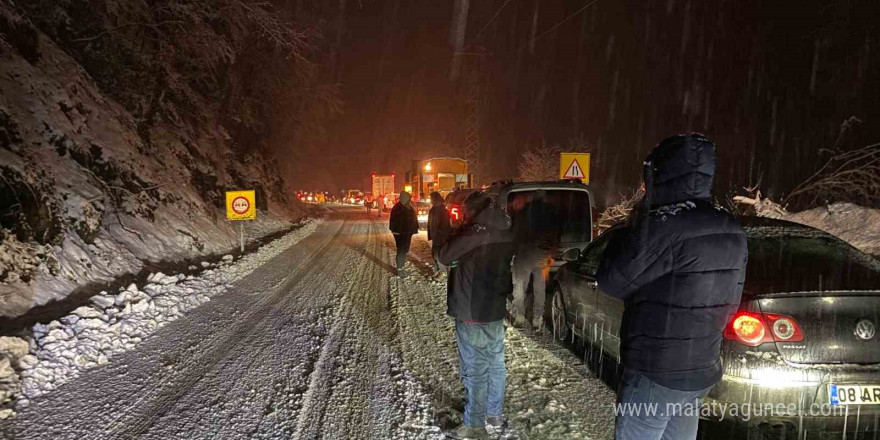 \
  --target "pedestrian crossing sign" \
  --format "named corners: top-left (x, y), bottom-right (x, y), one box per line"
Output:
top-left (560, 153), bottom-right (590, 182)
